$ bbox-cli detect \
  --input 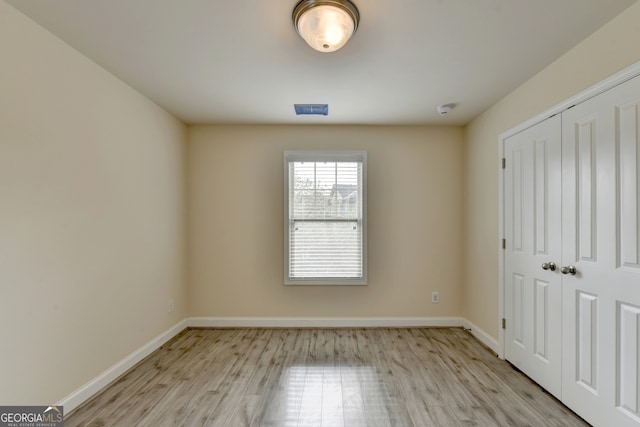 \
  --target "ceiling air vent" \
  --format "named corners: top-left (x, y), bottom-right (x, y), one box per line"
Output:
top-left (294, 104), bottom-right (328, 116)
